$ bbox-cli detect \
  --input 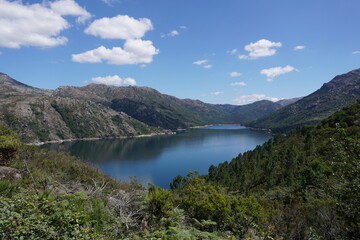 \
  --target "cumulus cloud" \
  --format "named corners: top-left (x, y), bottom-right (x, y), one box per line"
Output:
top-left (211, 91), bottom-right (223, 96)
top-left (260, 65), bottom-right (296, 82)
top-left (161, 30), bottom-right (179, 38)
top-left (180, 26), bottom-right (187, 30)
top-left (203, 64), bottom-right (213, 69)
top-left (92, 75), bottom-right (136, 86)
top-left (50, 0), bottom-right (91, 23)
top-left (233, 94), bottom-right (279, 105)
top-left (193, 59), bottom-right (208, 65)
top-left (85, 15), bottom-right (153, 40)
top-left (352, 51), bottom-right (360, 54)
top-left (72, 39), bottom-right (159, 65)
top-left (230, 81), bottom-right (246, 86)
top-left (229, 72), bottom-right (242, 77)
top-left (239, 39), bottom-right (282, 60)
top-left (294, 45), bottom-right (305, 51)
top-left (0, 0), bottom-right (90, 48)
